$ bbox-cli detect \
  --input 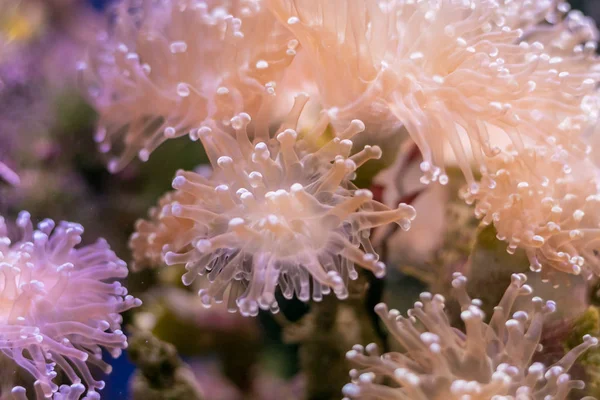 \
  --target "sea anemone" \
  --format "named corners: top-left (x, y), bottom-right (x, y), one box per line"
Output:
top-left (82, 0), bottom-right (297, 172)
top-left (130, 93), bottom-right (416, 316)
top-left (463, 145), bottom-right (600, 279)
top-left (265, 0), bottom-right (404, 138)
top-left (267, 0), bottom-right (600, 188)
top-left (0, 161), bottom-right (19, 186)
top-left (342, 273), bottom-right (598, 399)
top-left (0, 211), bottom-right (141, 399)
top-left (130, 189), bottom-right (195, 270)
